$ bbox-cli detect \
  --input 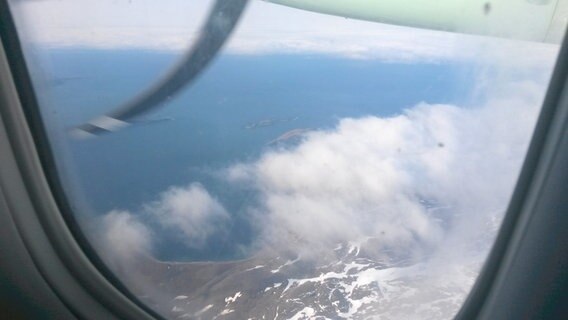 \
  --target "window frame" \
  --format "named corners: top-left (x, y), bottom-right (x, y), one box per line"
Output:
top-left (0, 1), bottom-right (162, 319)
top-left (1, 0), bottom-right (567, 318)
